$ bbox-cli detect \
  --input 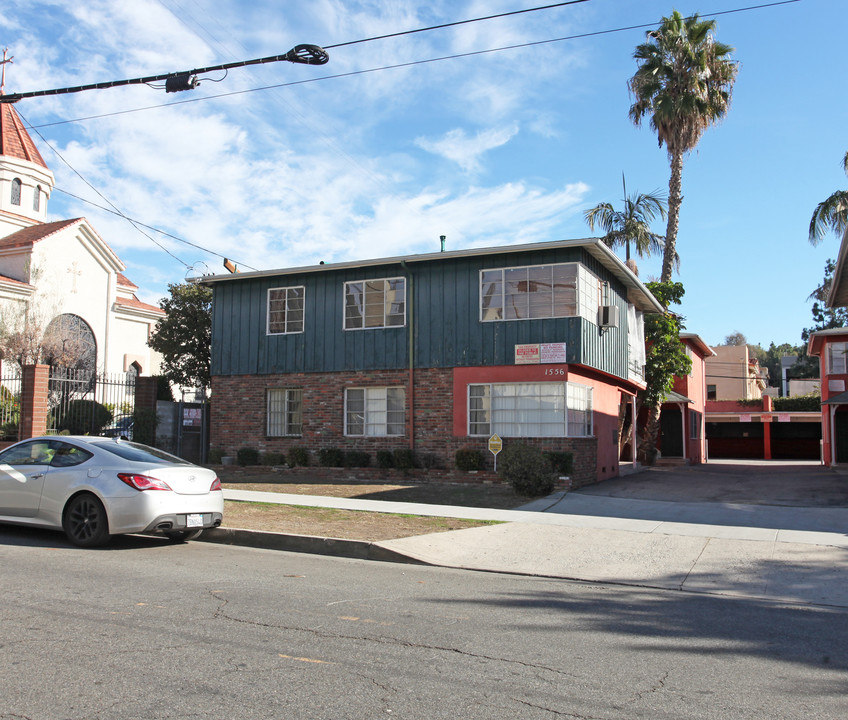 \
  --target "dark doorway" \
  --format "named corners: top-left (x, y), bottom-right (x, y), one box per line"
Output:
top-left (660, 407), bottom-right (684, 457)
top-left (835, 410), bottom-right (848, 464)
